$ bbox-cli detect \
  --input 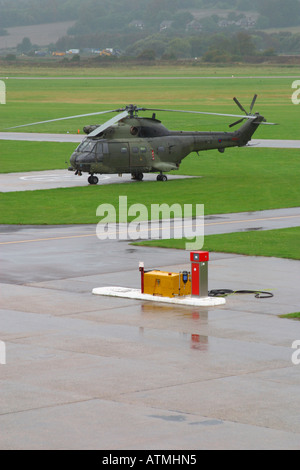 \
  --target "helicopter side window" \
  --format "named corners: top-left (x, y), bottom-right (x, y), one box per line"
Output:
top-left (140, 147), bottom-right (147, 153)
top-left (158, 146), bottom-right (165, 153)
top-left (121, 147), bottom-right (128, 154)
top-left (132, 147), bottom-right (139, 153)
